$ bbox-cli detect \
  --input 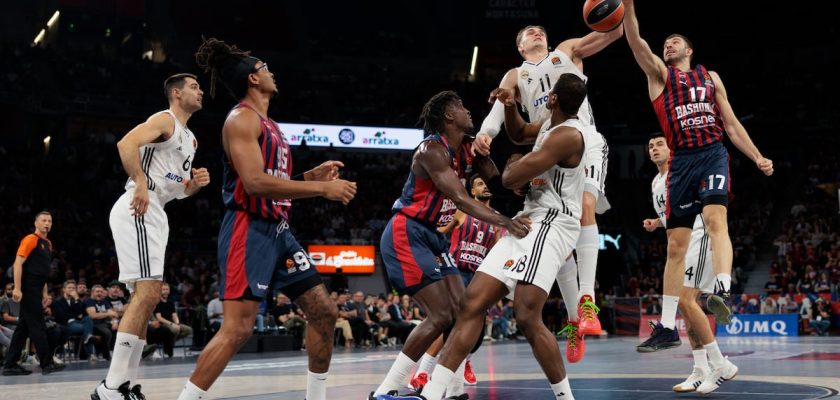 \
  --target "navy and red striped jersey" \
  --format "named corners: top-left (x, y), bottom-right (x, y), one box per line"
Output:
top-left (449, 214), bottom-right (496, 272)
top-left (652, 64), bottom-right (725, 150)
top-left (222, 102), bottom-right (293, 221)
top-left (392, 134), bottom-right (474, 227)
